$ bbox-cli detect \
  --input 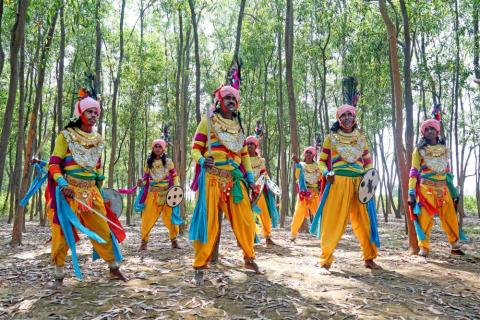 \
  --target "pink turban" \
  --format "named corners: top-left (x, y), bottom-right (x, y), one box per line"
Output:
top-left (151, 139), bottom-right (167, 150)
top-left (74, 97), bottom-right (101, 117)
top-left (336, 104), bottom-right (356, 120)
top-left (420, 119), bottom-right (441, 135)
top-left (303, 146), bottom-right (317, 158)
top-left (219, 85), bottom-right (240, 107)
top-left (246, 135), bottom-right (259, 146)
